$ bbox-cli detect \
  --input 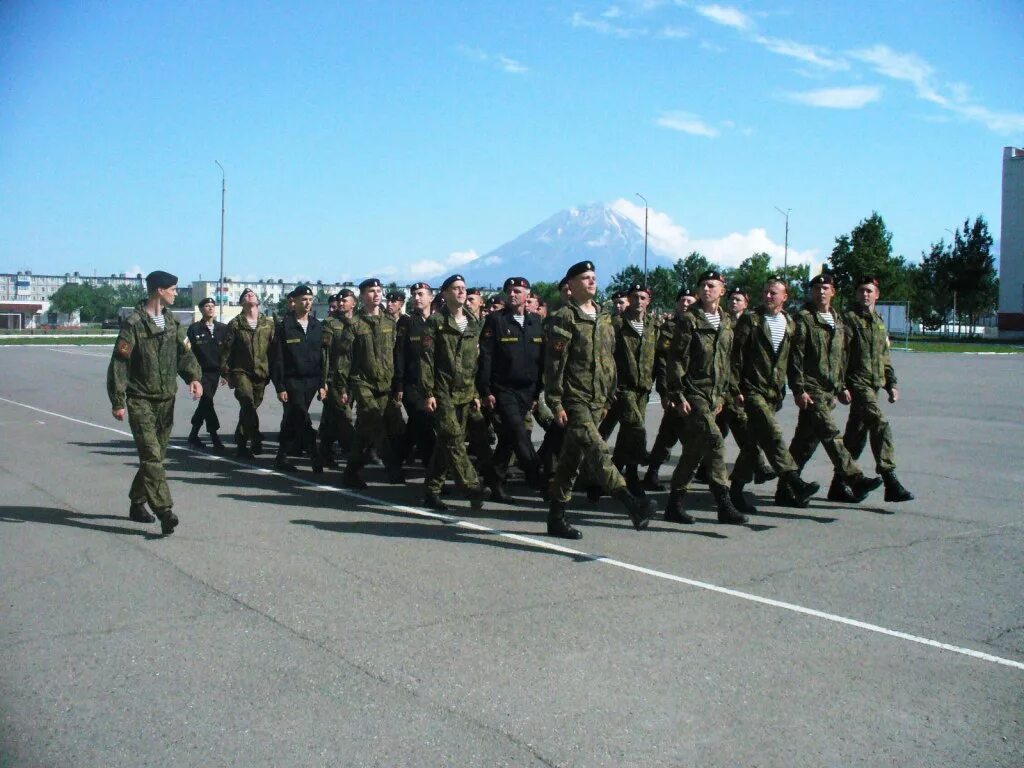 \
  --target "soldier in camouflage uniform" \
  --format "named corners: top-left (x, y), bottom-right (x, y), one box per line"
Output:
top-left (317, 290), bottom-right (356, 468)
top-left (107, 270), bottom-right (202, 535)
top-left (220, 287), bottom-right (276, 458)
top-left (544, 261), bottom-right (654, 539)
top-left (643, 288), bottom-right (695, 490)
top-left (788, 273), bottom-right (882, 503)
top-left (337, 278), bottom-right (404, 488)
top-left (841, 275), bottom-right (914, 502)
top-left (393, 282), bottom-right (436, 467)
top-left (420, 274), bottom-right (488, 511)
top-left (608, 282), bottom-right (659, 495)
top-left (663, 270), bottom-right (747, 525)
top-left (729, 277), bottom-right (820, 513)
